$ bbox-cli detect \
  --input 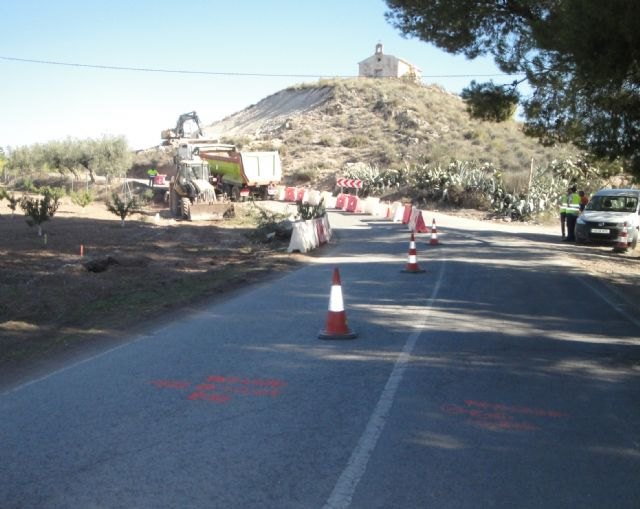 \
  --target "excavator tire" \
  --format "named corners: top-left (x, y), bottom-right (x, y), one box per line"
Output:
top-left (180, 197), bottom-right (191, 220)
top-left (169, 188), bottom-right (180, 216)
